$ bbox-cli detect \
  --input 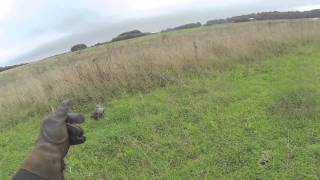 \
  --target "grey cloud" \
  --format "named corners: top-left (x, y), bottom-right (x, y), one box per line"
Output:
top-left (5, 0), bottom-right (320, 65)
